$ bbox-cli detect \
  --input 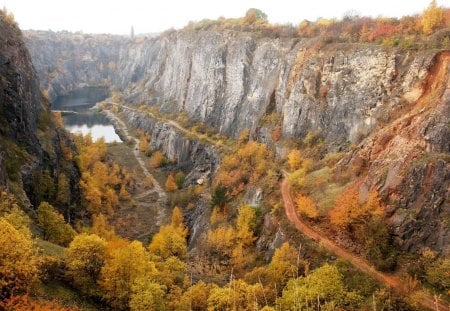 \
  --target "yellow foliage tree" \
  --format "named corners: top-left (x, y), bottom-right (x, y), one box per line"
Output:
top-left (119, 184), bottom-right (131, 201)
top-left (66, 233), bottom-right (107, 297)
top-left (329, 188), bottom-right (384, 227)
top-left (165, 174), bottom-right (178, 192)
top-left (287, 149), bottom-right (303, 171)
top-left (421, 0), bottom-right (444, 34)
top-left (139, 137), bottom-right (149, 153)
top-left (129, 278), bottom-right (166, 311)
top-left (99, 241), bottom-right (157, 309)
top-left (37, 202), bottom-right (76, 247)
top-left (91, 213), bottom-right (118, 241)
top-left (148, 207), bottom-right (187, 259)
top-left (296, 194), bottom-right (319, 219)
top-left (0, 218), bottom-right (38, 298)
top-left (149, 151), bottom-right (166, 168)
